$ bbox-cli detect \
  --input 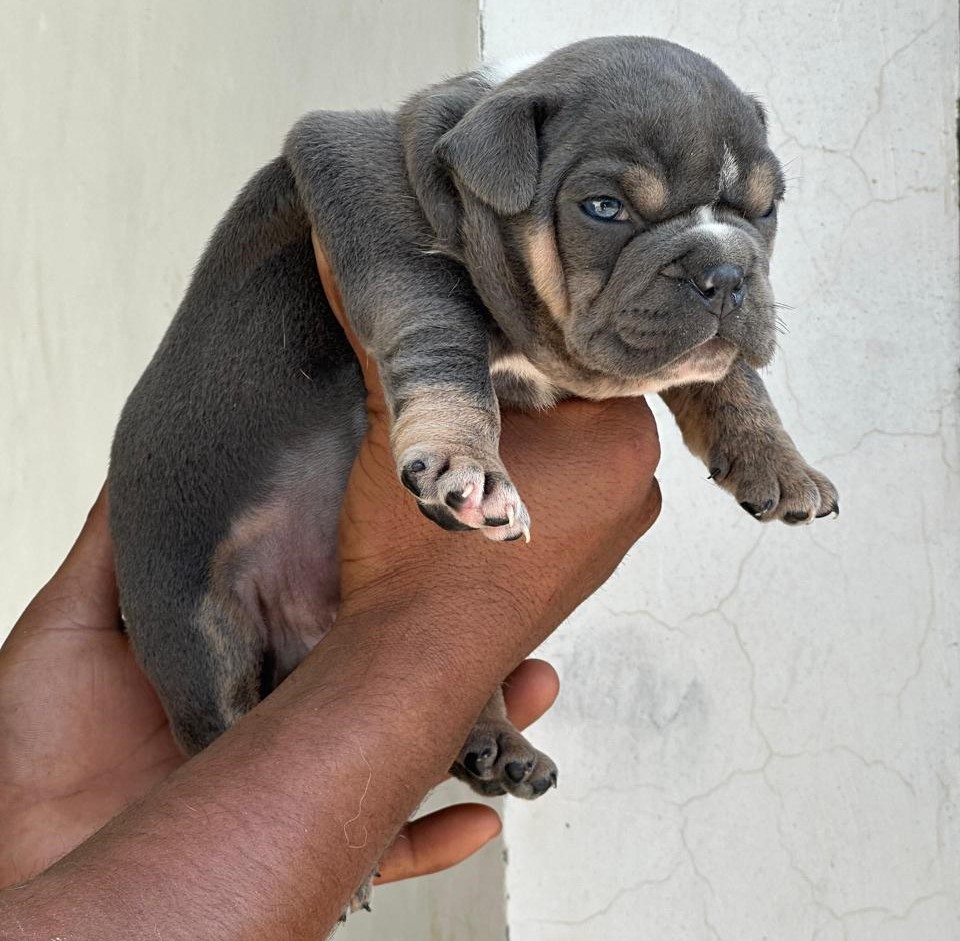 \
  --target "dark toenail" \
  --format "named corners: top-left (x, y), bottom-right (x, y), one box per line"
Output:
top-left (784, 511), bottom-right (810, 524)
top-left (505, 761), bottom-right (527, 783)
top-left (709, 467), bottom-right (721, 479)
top-left (484, 515), bottom-right (510, 527)
top-left (816, 501), bottom-right (840, 519)
top-left (362, 903), bottom-right (372, 912)
top-left (463, 752), bottom-right (482, 775)
top-left (549, 769), bottom-right (558, 787)
top-left (502, 532), bottom-right (524, 542)
top-left (446, 491), bottom-right (466, 509)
